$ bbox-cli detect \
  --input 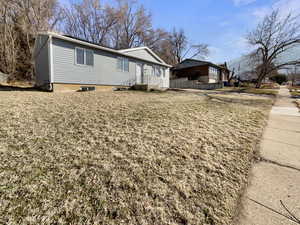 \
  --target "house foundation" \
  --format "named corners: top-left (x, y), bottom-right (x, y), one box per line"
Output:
top-left (52, 83), bottom-right (128, 92)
